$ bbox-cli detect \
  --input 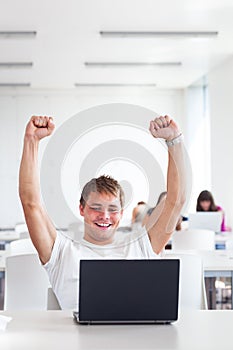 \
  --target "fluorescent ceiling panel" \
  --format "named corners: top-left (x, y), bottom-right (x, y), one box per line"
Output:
top-left (100, 31), bottom-right (218, 38)
top-left (0, 31), bottom-right (36, 38)
top-left (84, 62), bottom-right (182, 67)
top-left (75, 83), bottom-right (156, 87)
top-left (0, 62), bottom-right (33, 68)
top-left (0, 83), bottom-right (31, 87)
